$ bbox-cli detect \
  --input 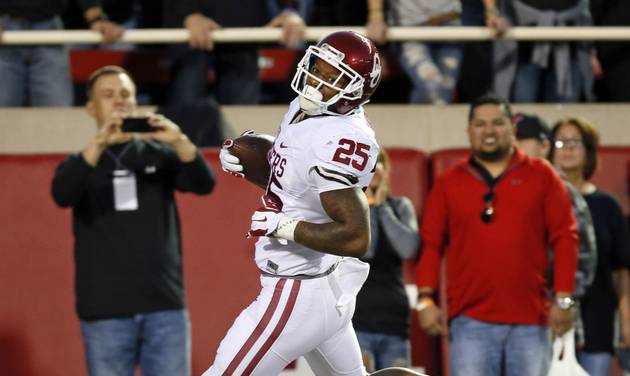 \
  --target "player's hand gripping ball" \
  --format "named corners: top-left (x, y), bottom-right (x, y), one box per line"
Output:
top-left (220, 130), bottom-right (274, 186)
